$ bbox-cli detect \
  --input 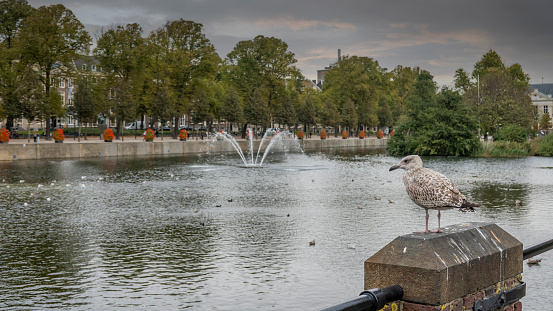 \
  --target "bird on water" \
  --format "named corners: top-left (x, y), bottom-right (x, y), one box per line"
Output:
top-left (389, 155), bottom-right (479, 233)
